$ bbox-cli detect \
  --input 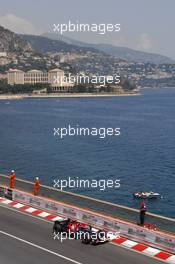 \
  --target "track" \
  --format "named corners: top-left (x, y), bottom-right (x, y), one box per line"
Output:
top-left (0, 203), bottom-right (164, 264)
